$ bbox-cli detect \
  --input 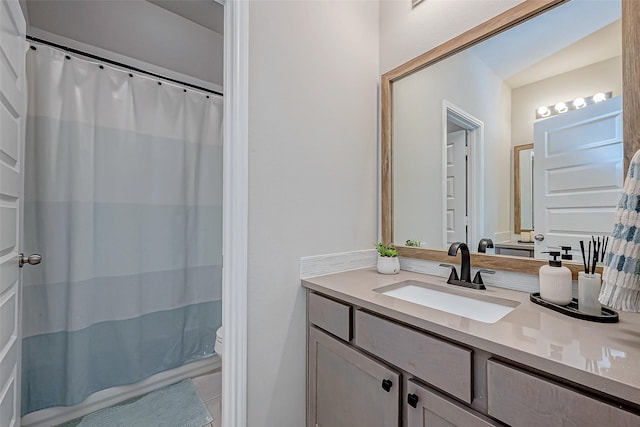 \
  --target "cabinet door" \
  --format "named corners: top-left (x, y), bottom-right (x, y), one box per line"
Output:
top-left (308, 326), bottom-right (401, 427)
top-left (406, 380), bottom-right (502, 427)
